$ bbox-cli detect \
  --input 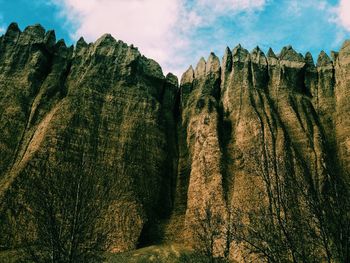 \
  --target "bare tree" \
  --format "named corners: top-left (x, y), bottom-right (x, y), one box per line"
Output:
top-left (225, 128), bottom-right (349, 263)
top-left (191, 196), bottom-right (228, 263)
top-left (19, 154), bottom-right (115, 263)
